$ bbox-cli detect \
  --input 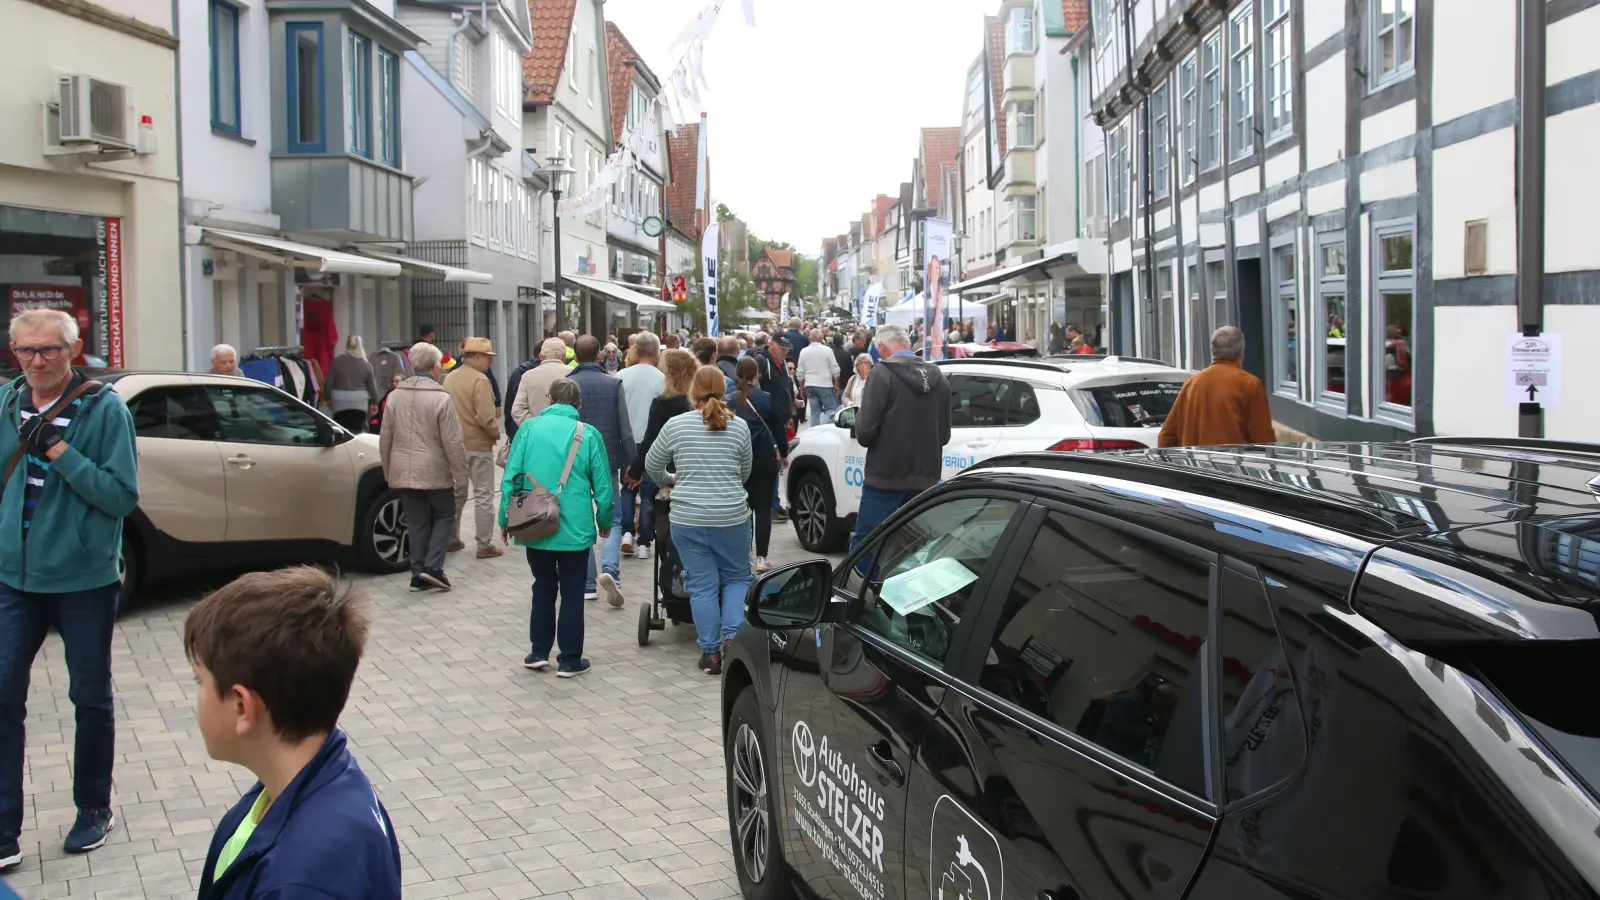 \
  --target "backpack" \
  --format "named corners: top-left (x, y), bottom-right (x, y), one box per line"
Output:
top-left (504, 425), bottom-right (584, 540)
